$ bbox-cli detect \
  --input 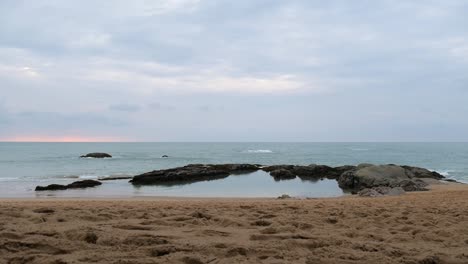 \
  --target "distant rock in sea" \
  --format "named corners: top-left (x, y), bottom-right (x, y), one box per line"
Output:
top-left (80, 153), bottom-right (112, 158)
top-left (162, 155), bottom-right (169, 158)
top-left (35, 180), bottom-right (102, 191)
